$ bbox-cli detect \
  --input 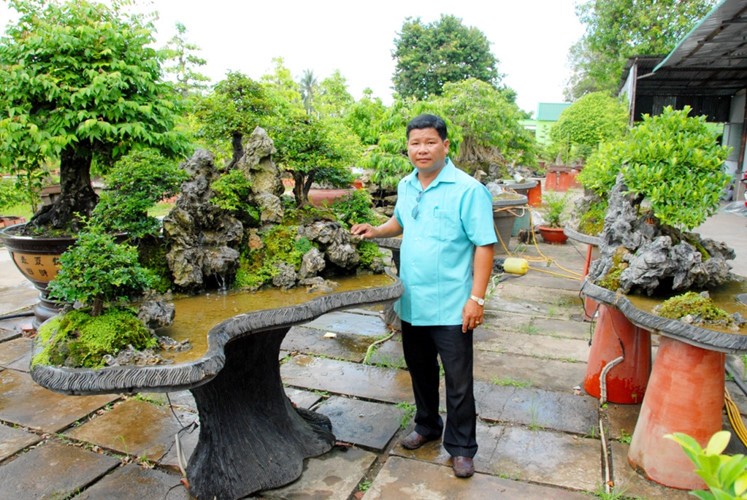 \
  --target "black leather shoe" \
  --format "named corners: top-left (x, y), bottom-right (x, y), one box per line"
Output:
top-left (400, 431), bottom-right (439, 450)
top-left (452, 456), bottom-right (475, 478)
